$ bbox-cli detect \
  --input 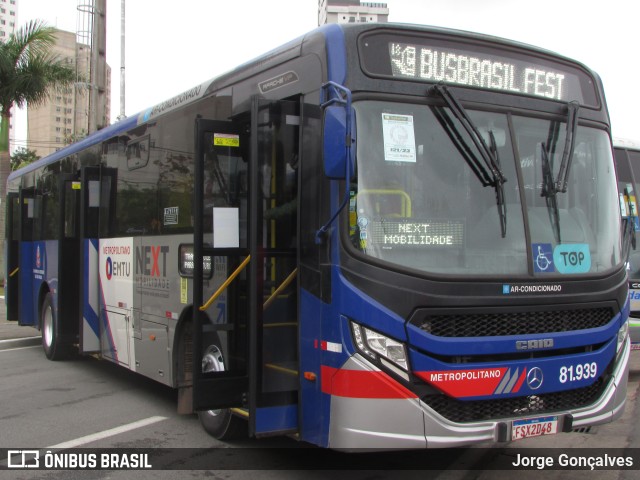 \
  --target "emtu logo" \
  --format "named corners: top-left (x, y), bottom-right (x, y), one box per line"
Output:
top-left (106, 257), bottom-right (113, 280)
top-left (105, 256), bottom-right (131, 280)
